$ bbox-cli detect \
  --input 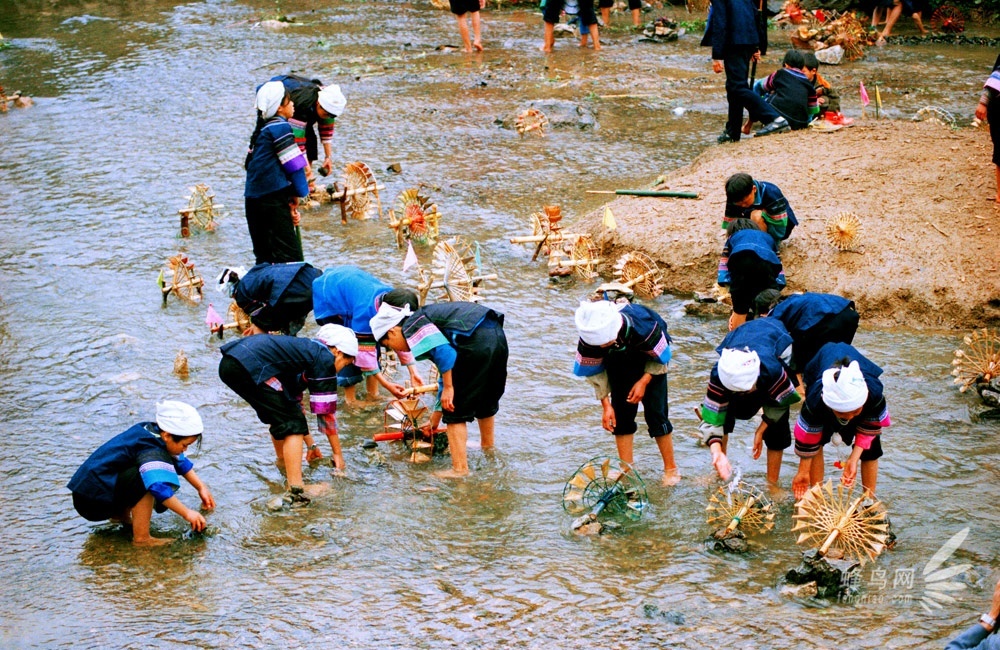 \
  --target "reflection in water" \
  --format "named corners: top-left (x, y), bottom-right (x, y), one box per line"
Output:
top-left (0, 1), bottom-right (998, 647)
